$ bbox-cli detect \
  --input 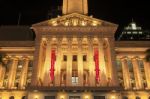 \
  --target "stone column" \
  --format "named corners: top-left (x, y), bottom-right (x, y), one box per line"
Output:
top-left (43, 38), bottom-right (52, 86)
top-left (132, 57), bottom-right (143, 89)
top-left (8, 57), bottom-right (19, 89)
top-left (55, 38), bottom-right (62, 86)
top-left (98, 38), bottom-right (107, 86)
top-left (106, 38), bottom-right (119, 86)
top-left (31, 33), bottom-right (42, 86)
top-left (0, 64), bottom-right (3, 87)
top-left (0, 66), bottom-right (6, 88)
top-left (143, 60), bottom-right (150, 89)
top-left (87, 37), bottom-right (95, 86)
top-left (19, 57), bottom-right (29, 89)
top-left (66, 37), bottom-right (72, 86)
top-left (121, 57), bottom-right (131, 90)
top-left (77, 37), bottom-right (83, 86)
